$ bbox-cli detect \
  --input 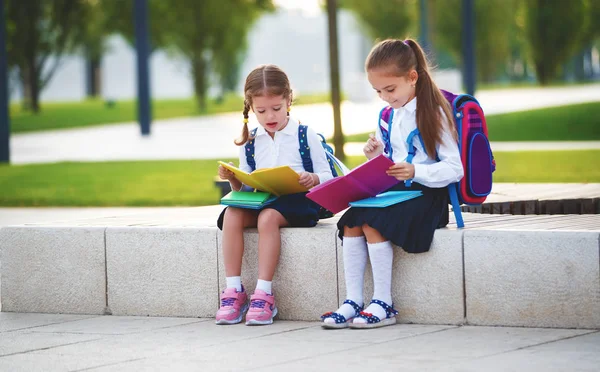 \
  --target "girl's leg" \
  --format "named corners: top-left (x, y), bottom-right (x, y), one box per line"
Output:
top-left (255, 208), bottom-right (288, 293)
top-left (354, 224), bottom-right (394, 323)
top-left (216, 207), bottom-right (259, 325)
top-left (324, 226), bottom-right (368, 324)
top-left (221, 207), bottom-right (258, 290)
top-left (342, 226), bottom-right (368, 305)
